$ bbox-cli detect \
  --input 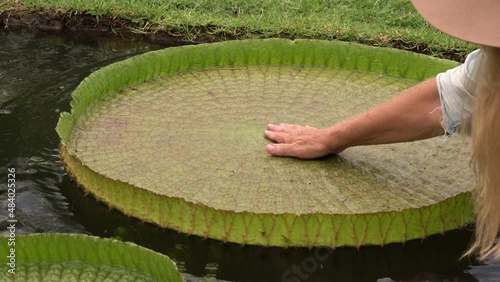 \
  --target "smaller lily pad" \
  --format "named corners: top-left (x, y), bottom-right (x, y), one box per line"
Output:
top-left (0, 233), bottom-right (183, 282)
